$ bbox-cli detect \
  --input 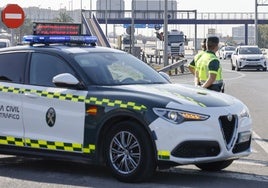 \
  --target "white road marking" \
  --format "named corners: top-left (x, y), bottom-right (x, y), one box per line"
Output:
top-left (252, 131), bottom-right (268, 154)
top-left (172, 167), bottom-right (268, 182)
top-left (234, 160), bottom-right (266, 167)
top-left (222, 68), bottom-right (246, 81)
